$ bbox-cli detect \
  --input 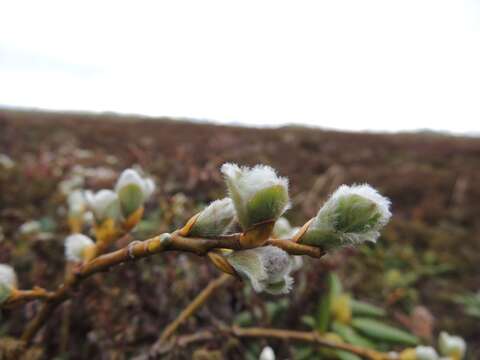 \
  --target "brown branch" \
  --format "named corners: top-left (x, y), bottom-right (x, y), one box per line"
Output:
top-left (20, 232), bottom-right (324, 344)
top-left (158, 274), bottom-right (232, 343)
top-left (168, 326), bottom-right (397, 360)
top-left (229, 326), bottom-right (395, 360)
top-left (2, 288), bottom-right (54, 308)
